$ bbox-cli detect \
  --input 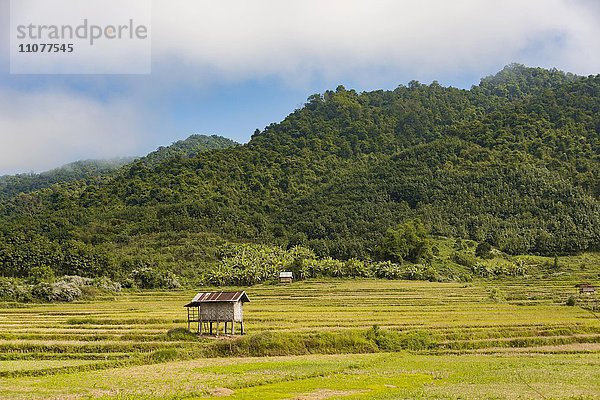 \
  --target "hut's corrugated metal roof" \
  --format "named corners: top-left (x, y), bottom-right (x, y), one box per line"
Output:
top-left (279, 271), bottom-right (293, 278)
top-left (184, 291), bottom-right (250, 307)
